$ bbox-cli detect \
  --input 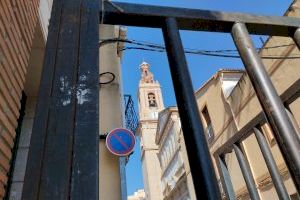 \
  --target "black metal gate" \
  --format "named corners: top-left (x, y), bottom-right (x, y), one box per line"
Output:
top-left (23, 1), bottom-right (300, 199)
